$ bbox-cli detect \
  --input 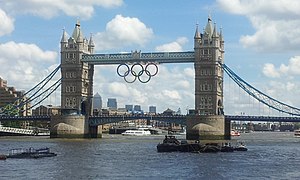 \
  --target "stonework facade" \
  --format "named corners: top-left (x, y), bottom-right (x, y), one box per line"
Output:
top-left (194, 17), bottom-right (224, 116)
top-left (187, 16), bottom-right (230, 140)
top-left (60, 21), bottom-right (95, 116)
